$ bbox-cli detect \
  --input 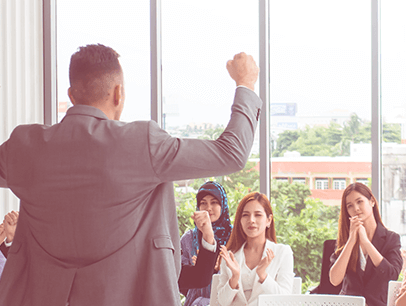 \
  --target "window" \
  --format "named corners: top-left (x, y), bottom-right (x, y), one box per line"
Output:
top-left (356, 178), bottom-right (369, 186)
top-left (315, 179), bottom-right (329, 190)
top-left (56, 0), bottom-right (151, 123)
top-left (161, 0), bottom-right (260, 196)
top-left (333, 179), bottom-right (346, 190)
top-left (270, 0), bottom-right (371, 206)
top-left (381, 1), bottom-right (406, 236)
top-left (276, 178), bottom-right (289, 183)
top-left (292, 178), bottom-right (306, 184)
